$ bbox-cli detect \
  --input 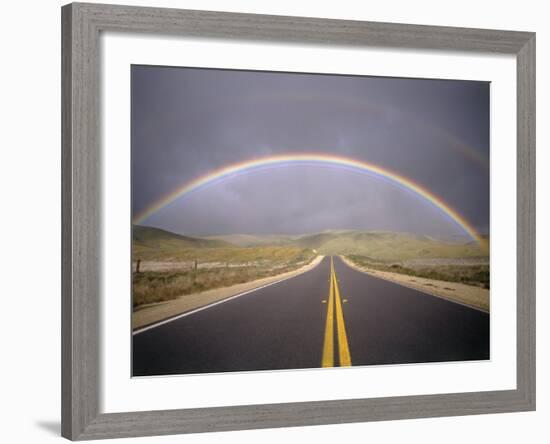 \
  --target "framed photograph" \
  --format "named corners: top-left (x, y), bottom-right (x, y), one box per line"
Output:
top-left (61, 2), bottom-right (535, 440)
